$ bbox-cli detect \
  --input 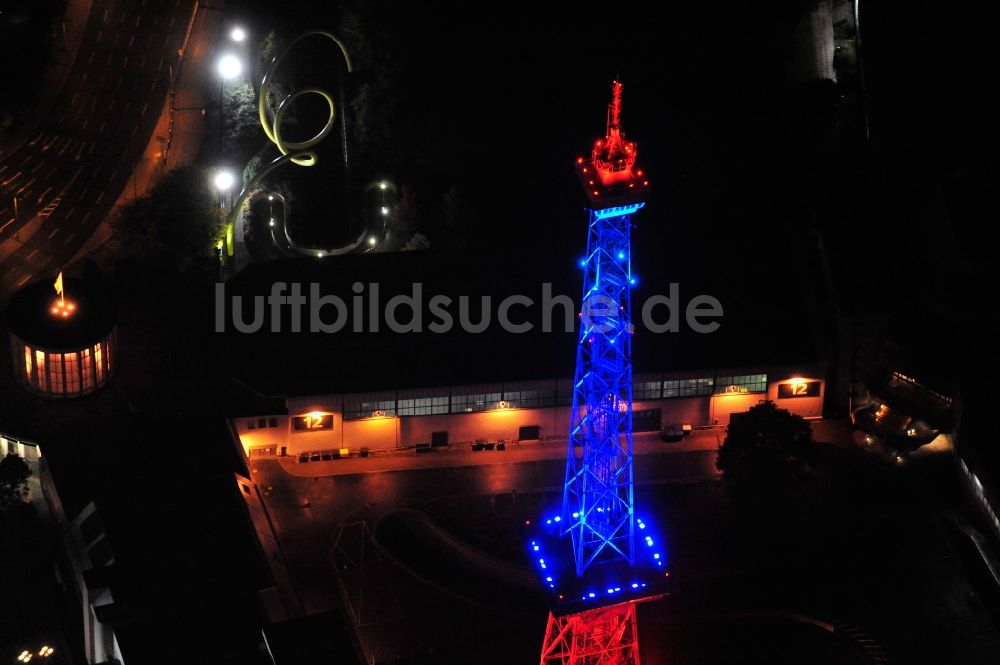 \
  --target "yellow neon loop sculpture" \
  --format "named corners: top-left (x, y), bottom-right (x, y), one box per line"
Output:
top-left (224, 31), bottom-right (353, 256)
